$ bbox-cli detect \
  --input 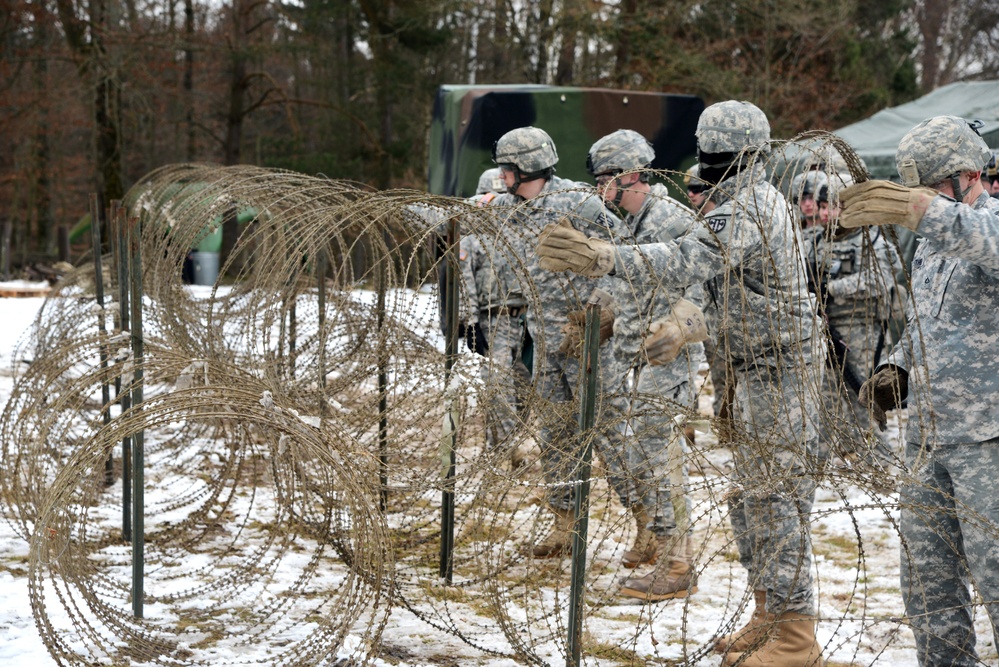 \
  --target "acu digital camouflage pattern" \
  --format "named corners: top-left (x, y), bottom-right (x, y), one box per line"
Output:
top-left (428, 85), bottom-right (704, 196)
top-left (806, 223), bottom-right (901, 469)
top-left (458, 215), bottom-right (529, 452)
top-left (492, 175), bottom-right (641, 512)
top-left (694, 100), bottom-right (771, 154)
top-left (492, 127), bottom-right (559, 173)
top-left (886, 191), bottom-right (999, 446)
top-left (605, 144), bottom-right (824, 614)
top-left (603, 181), bottom-right (706, 537)
top-left (895, 115), bottom-right (993, 187)
top-left (586, 129), bottom-right (655, 174)
top-left (884, 189), bottom-right (999, 666)
top-left (476, 168), bottom-right (504, 195)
